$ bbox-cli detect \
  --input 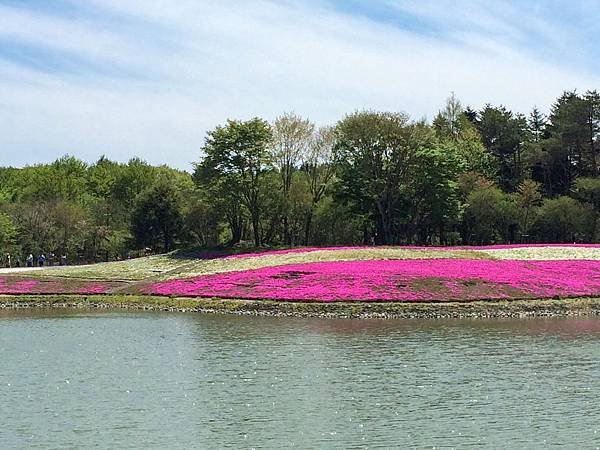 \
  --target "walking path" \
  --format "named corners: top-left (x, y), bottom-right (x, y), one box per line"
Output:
top-left (0, 267), bottom-right (45, 274)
